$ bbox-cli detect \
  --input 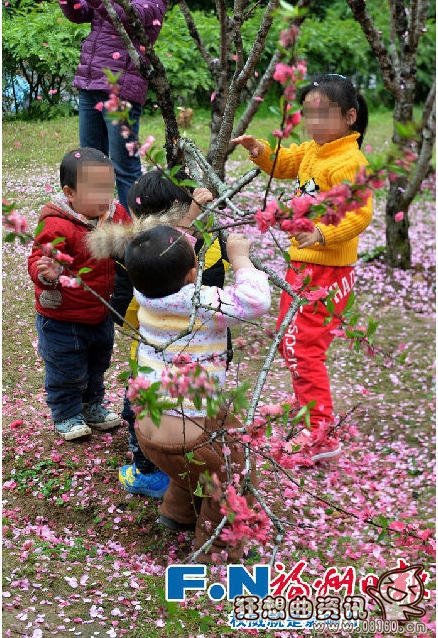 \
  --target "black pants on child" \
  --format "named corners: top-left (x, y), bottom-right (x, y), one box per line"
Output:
top-left (122, 392), bottom-right (158, 473)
